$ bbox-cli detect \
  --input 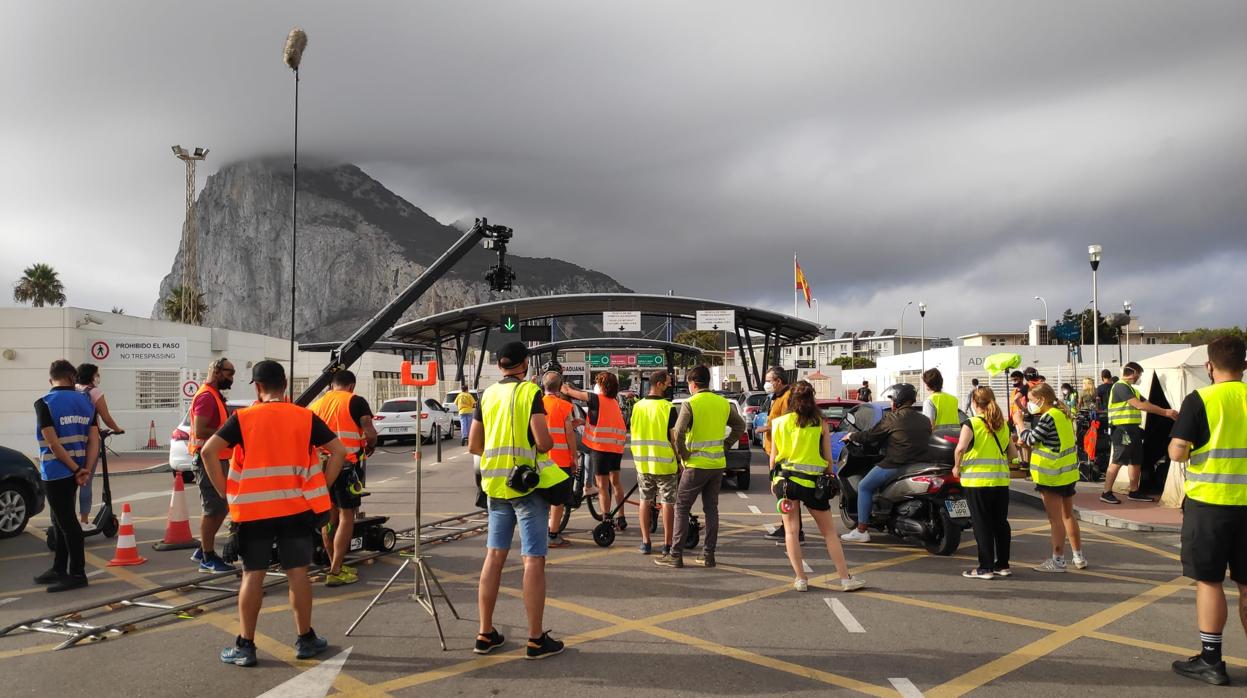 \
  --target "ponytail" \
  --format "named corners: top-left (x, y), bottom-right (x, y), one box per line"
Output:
top-left (970, 386), bottom-right (1005, 433)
